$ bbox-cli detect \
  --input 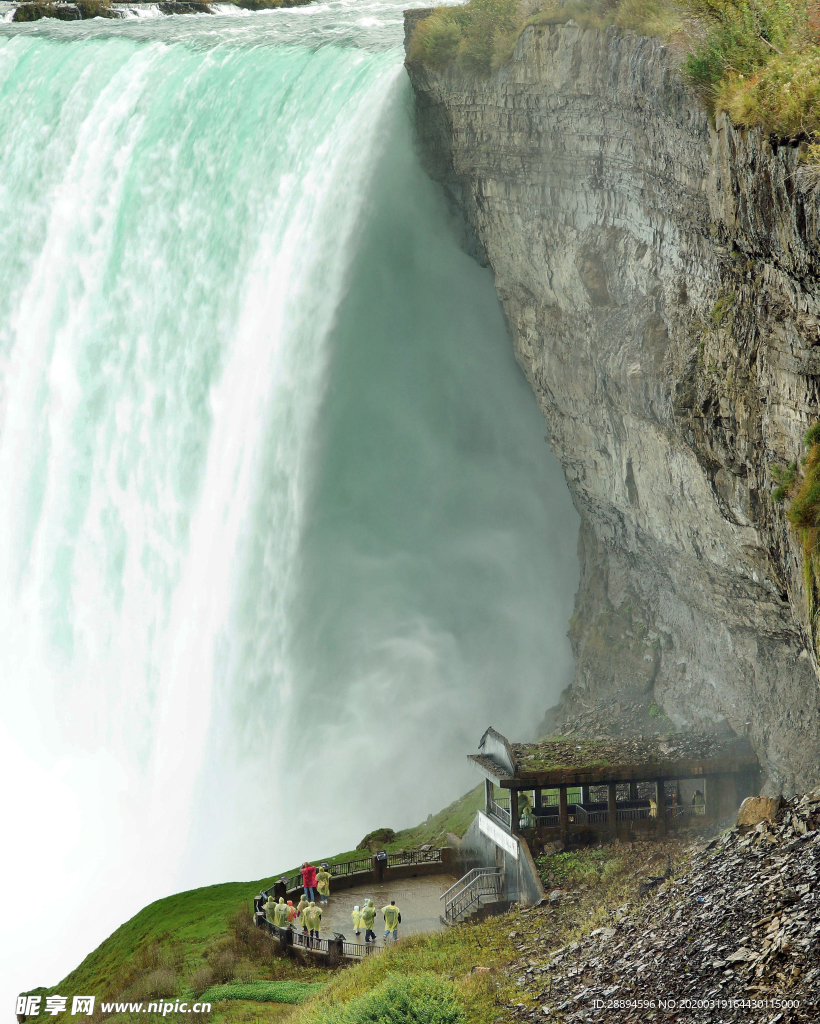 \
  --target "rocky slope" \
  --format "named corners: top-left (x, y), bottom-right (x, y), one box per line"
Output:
top-left (405, 17), bottom-right (820, 795)
top-left (508, 789), bottom-right (820, 1022)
